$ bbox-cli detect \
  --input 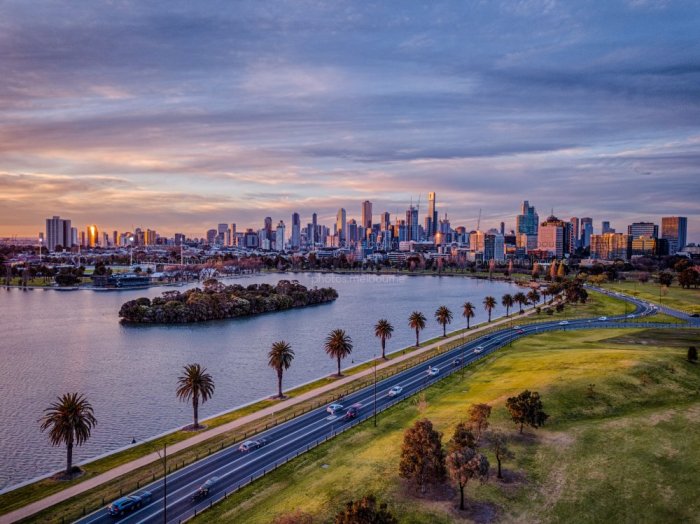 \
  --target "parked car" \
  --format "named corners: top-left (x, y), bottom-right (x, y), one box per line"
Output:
top-left (474, 346), bottom-right (484, 354)
top-left (326, 403), bottom-right (344, 415)
top-left (191, 477), bottom-right (219, 502)
top-left (108, 491), bottom-right (153, 517)
top-left (427, 366), bottom-right (439, 376)
top-left (238, 438), bottom-right (268, 452)
top-left (387, 385), bottom-right (403, 397)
